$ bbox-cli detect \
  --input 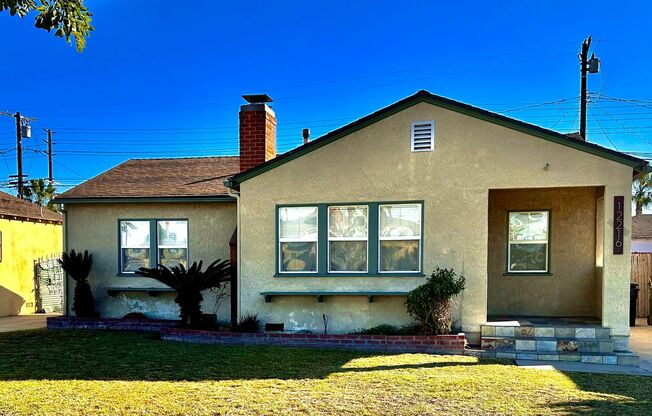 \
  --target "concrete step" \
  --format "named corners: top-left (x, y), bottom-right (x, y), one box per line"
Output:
top-left (481, 349), bottom-right (639, 367)
top-left (481, 324), bottom-right (611, 340)
top-left (481, 336), bottom-right (613, 353)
